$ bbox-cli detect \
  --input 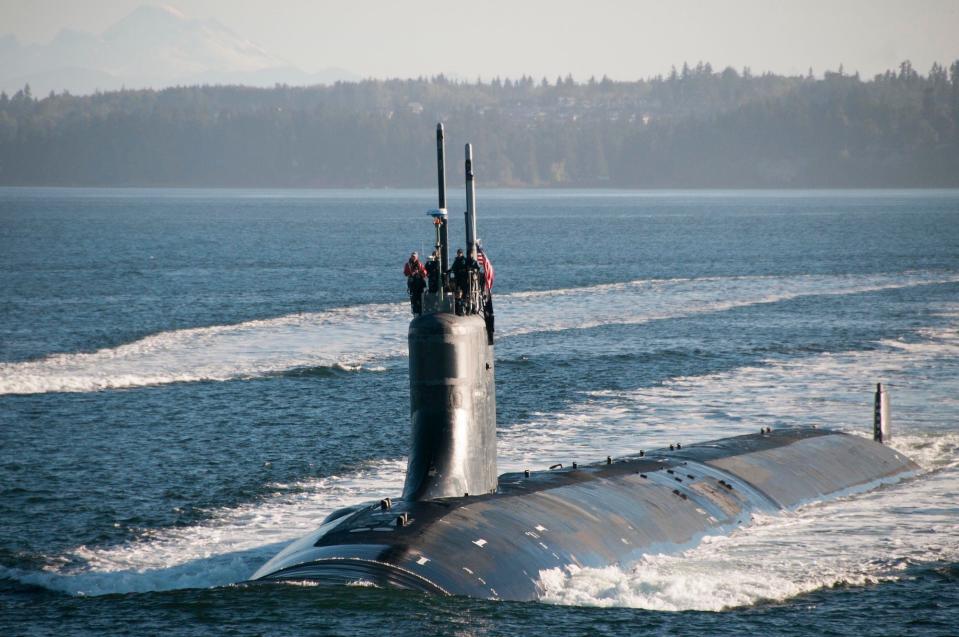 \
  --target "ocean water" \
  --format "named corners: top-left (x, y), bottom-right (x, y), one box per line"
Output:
top-left (1, 188), bottom-right (957, 636)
